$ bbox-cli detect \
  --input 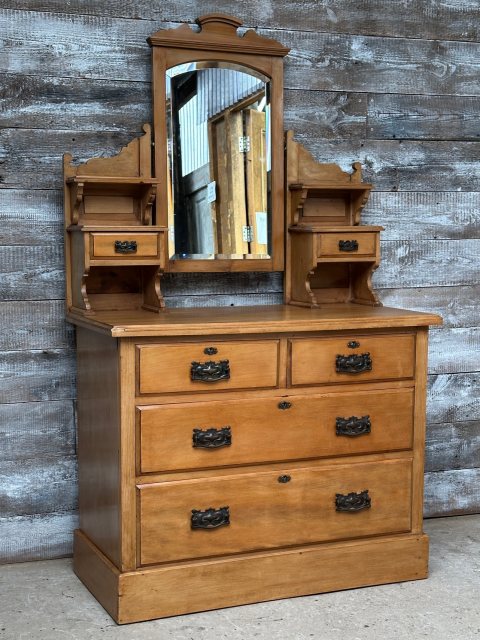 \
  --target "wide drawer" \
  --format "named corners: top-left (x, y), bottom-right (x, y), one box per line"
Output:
top-left (138, 458), bottom-right (412, 564)
top-left (318, 232), bottom-right (377, 258)
top-left (91, 232), bottom-right (161, 259)
top-left (290, 333), bottom-right (415, 386)
top-left (138, 388), bottom-right (414, 473)
top-left (137, 340), bottom-right (279, 394)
